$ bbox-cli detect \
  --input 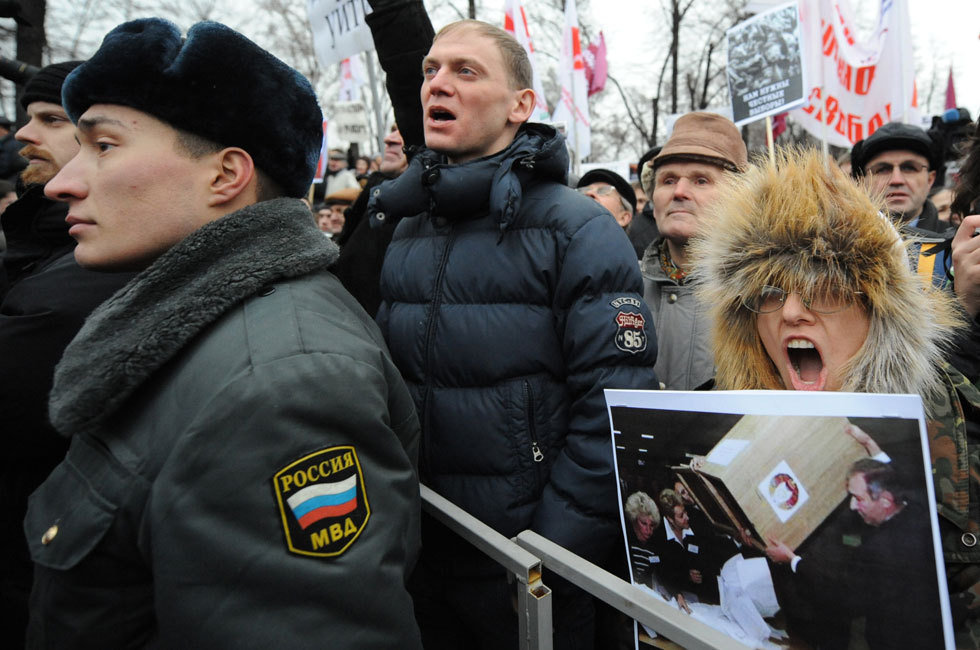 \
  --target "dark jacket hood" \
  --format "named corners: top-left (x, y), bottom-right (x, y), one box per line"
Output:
top-left (368, 123), bottom-right (568, 233)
